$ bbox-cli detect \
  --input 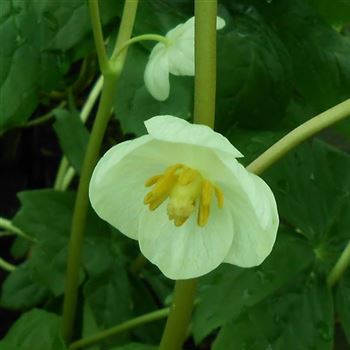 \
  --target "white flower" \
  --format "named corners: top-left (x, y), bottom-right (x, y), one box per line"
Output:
top-left (89, 116), bottom-right (279, 280)
top-left (144, 17), bottom-right (226, 101)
